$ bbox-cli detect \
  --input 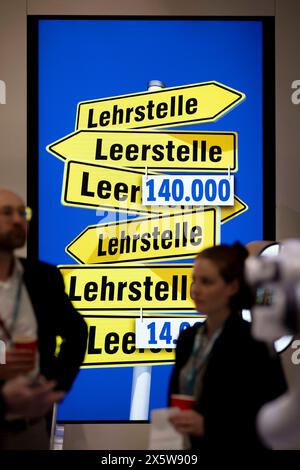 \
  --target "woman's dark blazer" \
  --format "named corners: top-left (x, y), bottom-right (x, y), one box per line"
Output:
top-left (169, 312), bottom-right (287, 449)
